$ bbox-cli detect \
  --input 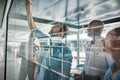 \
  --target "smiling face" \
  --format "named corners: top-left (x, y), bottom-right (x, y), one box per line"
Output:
top-left (111, 37), bottom-right (120, 64)
top-left (49, 23), bottom-right (69, 38)
top-left (105, 28), bottom-right (120, 67)
top-left (105, 30), bottom-right (118, 51)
